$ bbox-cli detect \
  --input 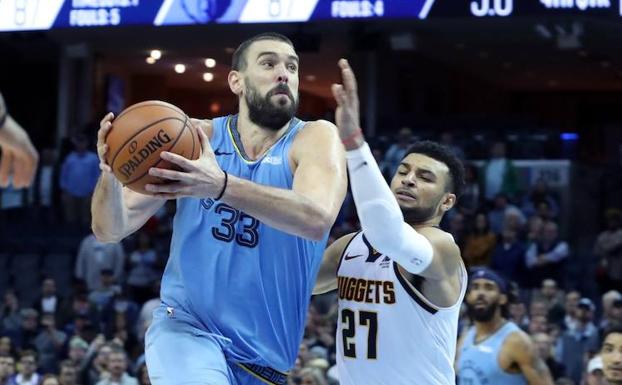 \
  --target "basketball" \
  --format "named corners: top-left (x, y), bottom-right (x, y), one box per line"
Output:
top-left (105, 100), bottom-right (200, 194)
